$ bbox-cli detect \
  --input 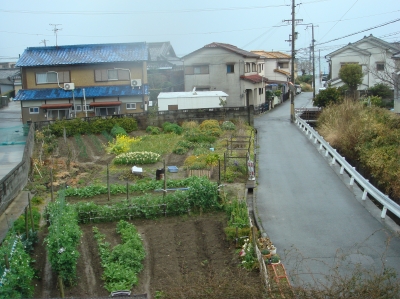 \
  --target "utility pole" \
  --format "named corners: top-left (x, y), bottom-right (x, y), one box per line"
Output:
top-left (283, 0), bottom-right (302, 123)
top-left (307, 24), bottom-right (316, 101)
top-left (49, 24), bottom-right (62, 46)
top-left (319, 49), bottom-right (321, 84)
